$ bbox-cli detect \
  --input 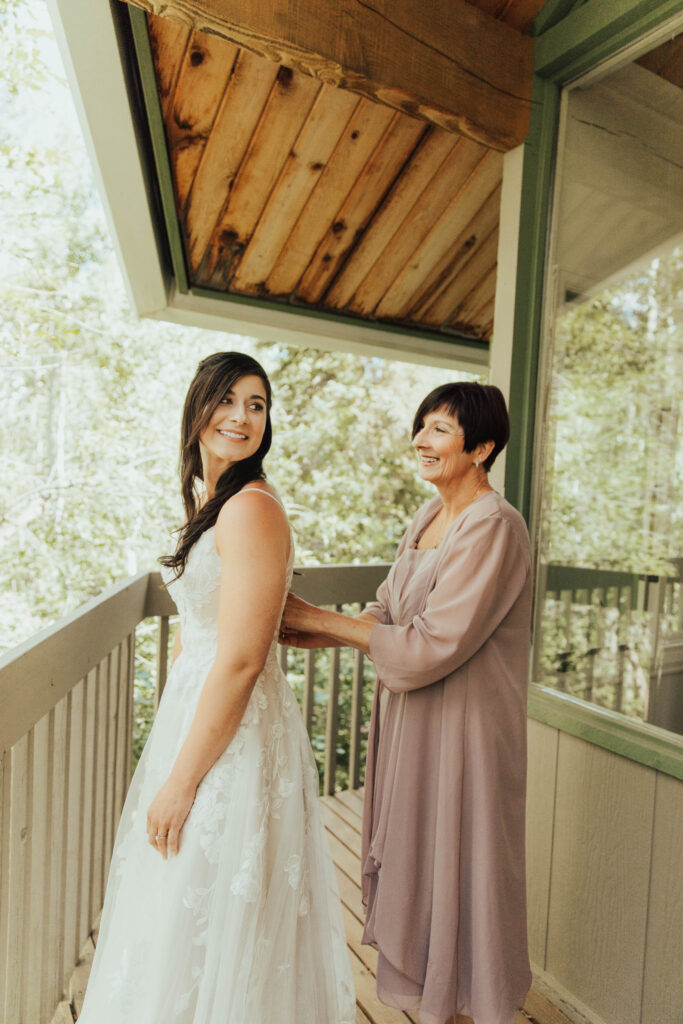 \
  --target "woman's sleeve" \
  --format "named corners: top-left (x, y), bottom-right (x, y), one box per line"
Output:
top-left (368, 514), bottom-right (529, 691)
top-left (362, 529), bottom-right (411, 626)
